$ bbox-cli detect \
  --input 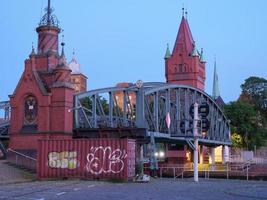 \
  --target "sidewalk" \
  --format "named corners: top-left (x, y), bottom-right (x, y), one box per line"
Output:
top-left (0, 160), bottom-right (36, 185)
